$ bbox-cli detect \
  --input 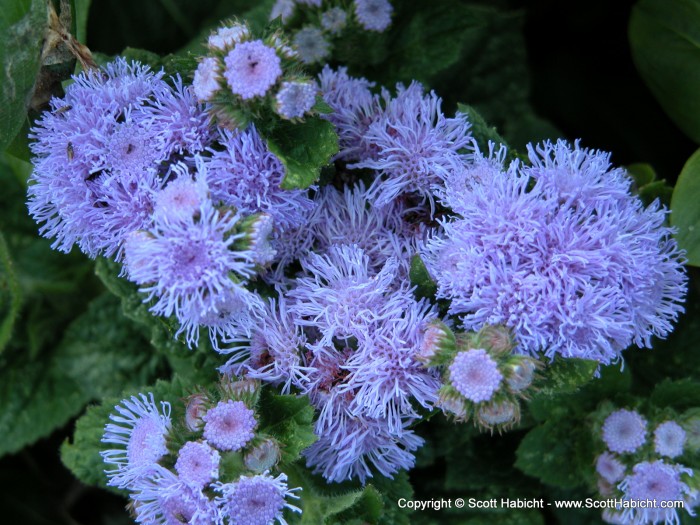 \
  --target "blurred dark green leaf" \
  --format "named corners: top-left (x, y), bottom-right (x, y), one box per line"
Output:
top-left (630, 0), bottom-right (700, 143)
top-left (409, 254), bottom-right (438, 302)
top-left (0, 0), bottom-right (48, 151)
top-left (258, 389), bottom-right (317, 464)
top-left (671, 148), bottom-right (700, 265)
top-left (0, 232), bottom-right (22, 353)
